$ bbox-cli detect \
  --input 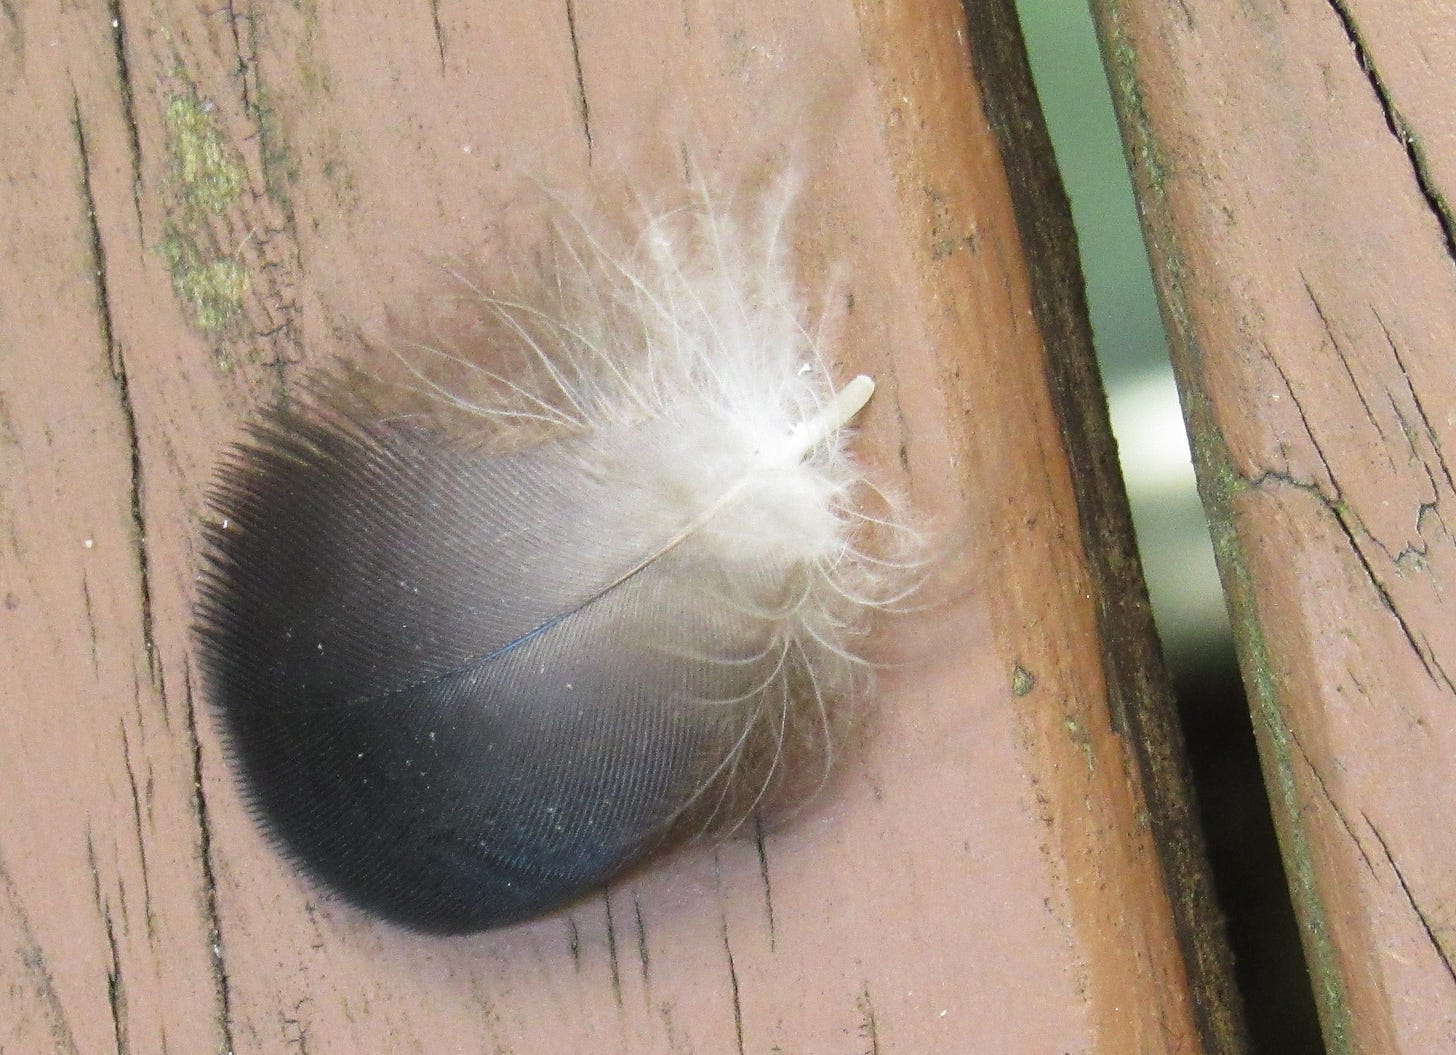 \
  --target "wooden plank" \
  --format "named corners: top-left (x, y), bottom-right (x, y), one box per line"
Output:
top-left (1, 0), bottom-right (1238, 1051)
top-left (1093, 0), bottom-right (1456, 1051)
